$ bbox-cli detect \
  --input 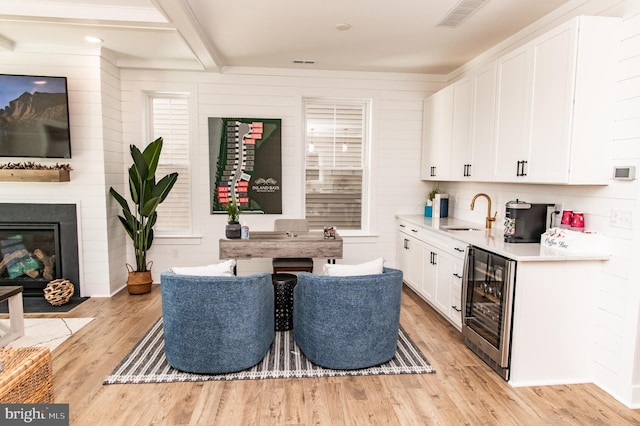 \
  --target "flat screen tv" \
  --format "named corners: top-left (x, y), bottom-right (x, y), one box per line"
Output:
top-left (0, 74), bottom-right (72, 158)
